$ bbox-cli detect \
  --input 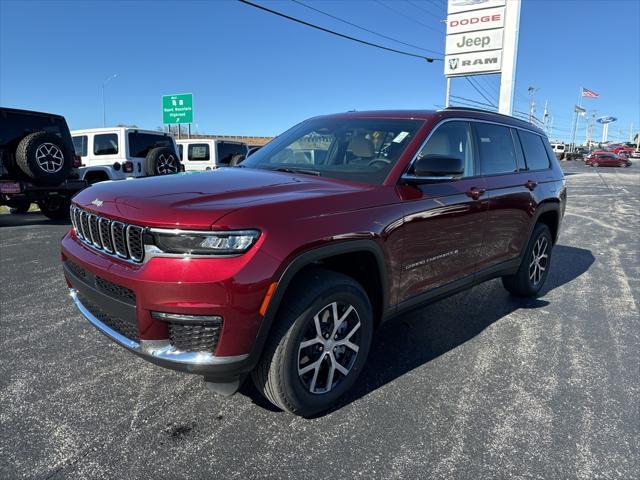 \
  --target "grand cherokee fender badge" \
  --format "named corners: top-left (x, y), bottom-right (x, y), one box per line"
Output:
top-left (91, 198), bottom-right (104, 207)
